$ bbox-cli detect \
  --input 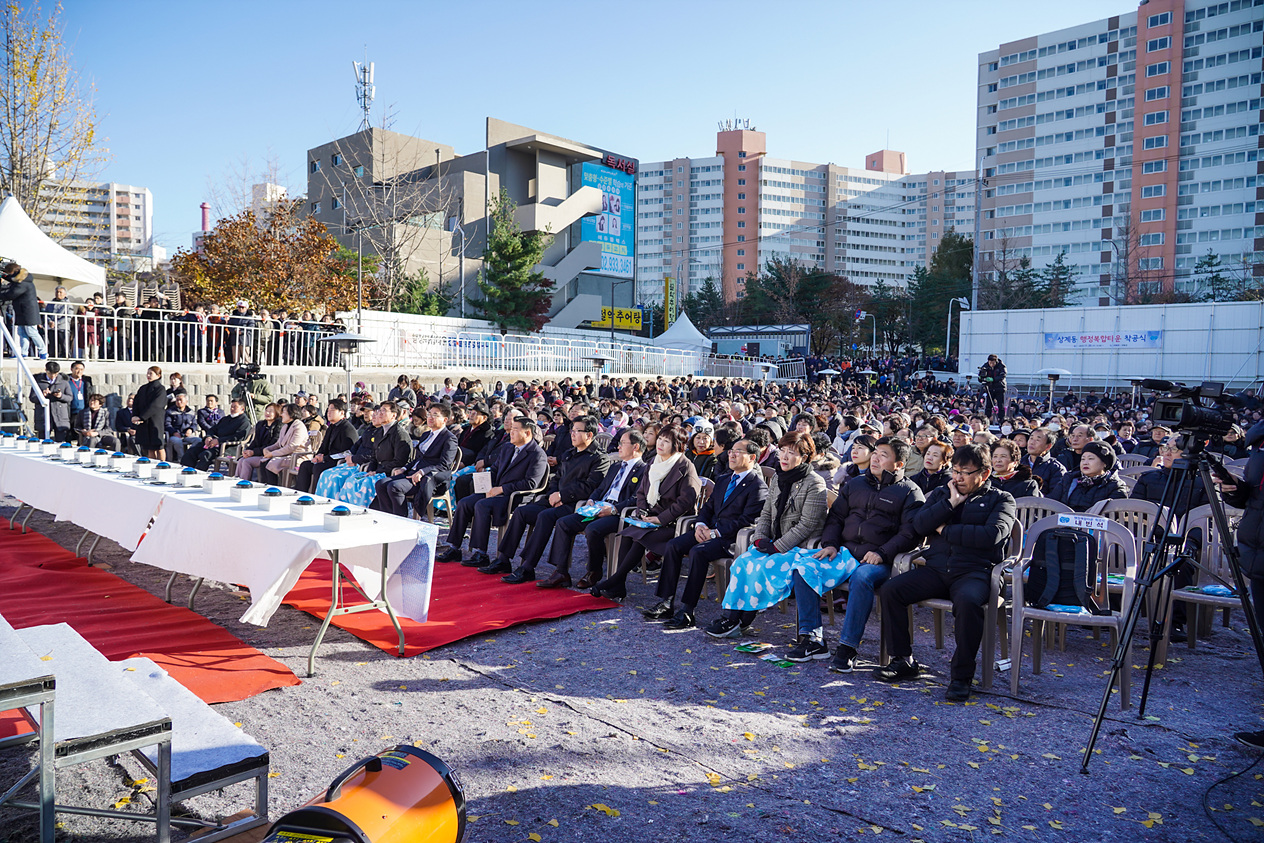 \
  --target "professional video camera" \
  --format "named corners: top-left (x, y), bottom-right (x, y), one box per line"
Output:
top-left (1141, 378), bottom-right (1239, 438)
top-left (229, 362), bottom-right (265, 382)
